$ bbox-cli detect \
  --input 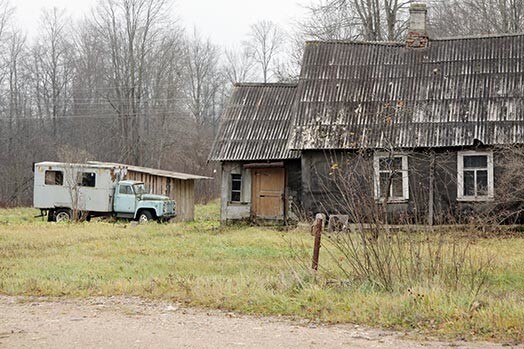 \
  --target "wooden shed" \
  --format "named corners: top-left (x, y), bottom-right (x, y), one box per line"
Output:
top-left (88, 161), bottom-right (211, 221)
